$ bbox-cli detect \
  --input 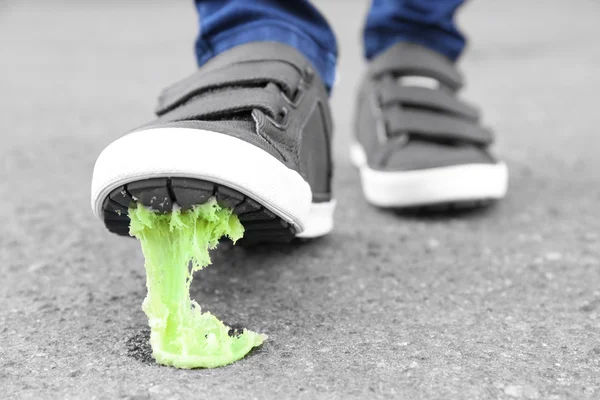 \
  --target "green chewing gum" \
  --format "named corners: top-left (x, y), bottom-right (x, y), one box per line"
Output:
top-left (128, 199), bottom-right (265, 369)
